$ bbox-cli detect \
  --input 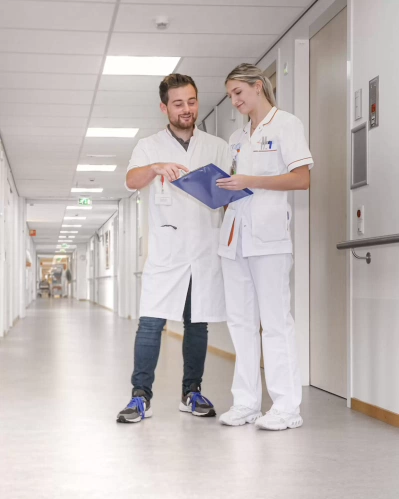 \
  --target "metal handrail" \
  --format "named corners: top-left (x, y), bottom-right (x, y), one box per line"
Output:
top-left (337, 234), bottom-right (399, 250)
